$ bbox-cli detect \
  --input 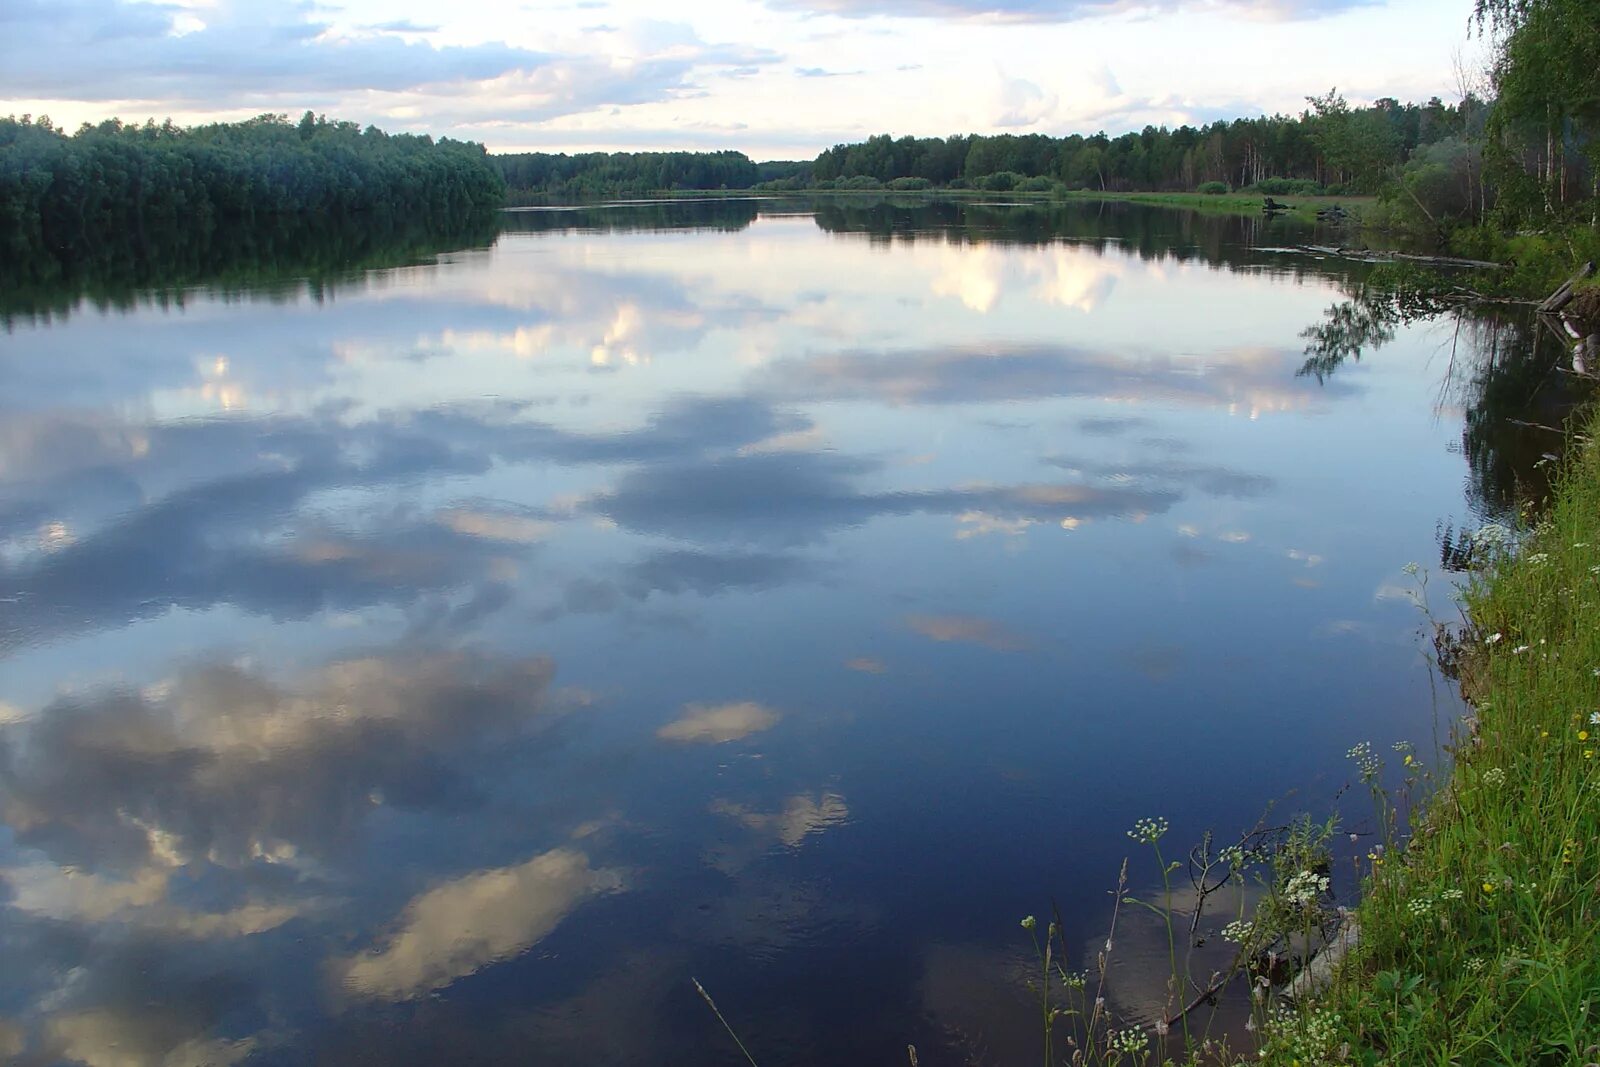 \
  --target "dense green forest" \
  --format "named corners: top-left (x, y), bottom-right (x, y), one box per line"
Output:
top-left (490, 97), bottom-right (1482, 200)
top-left (0, 112), bottom-right (504, 274)
top-left (492, 150), bottom-right (806, 200)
